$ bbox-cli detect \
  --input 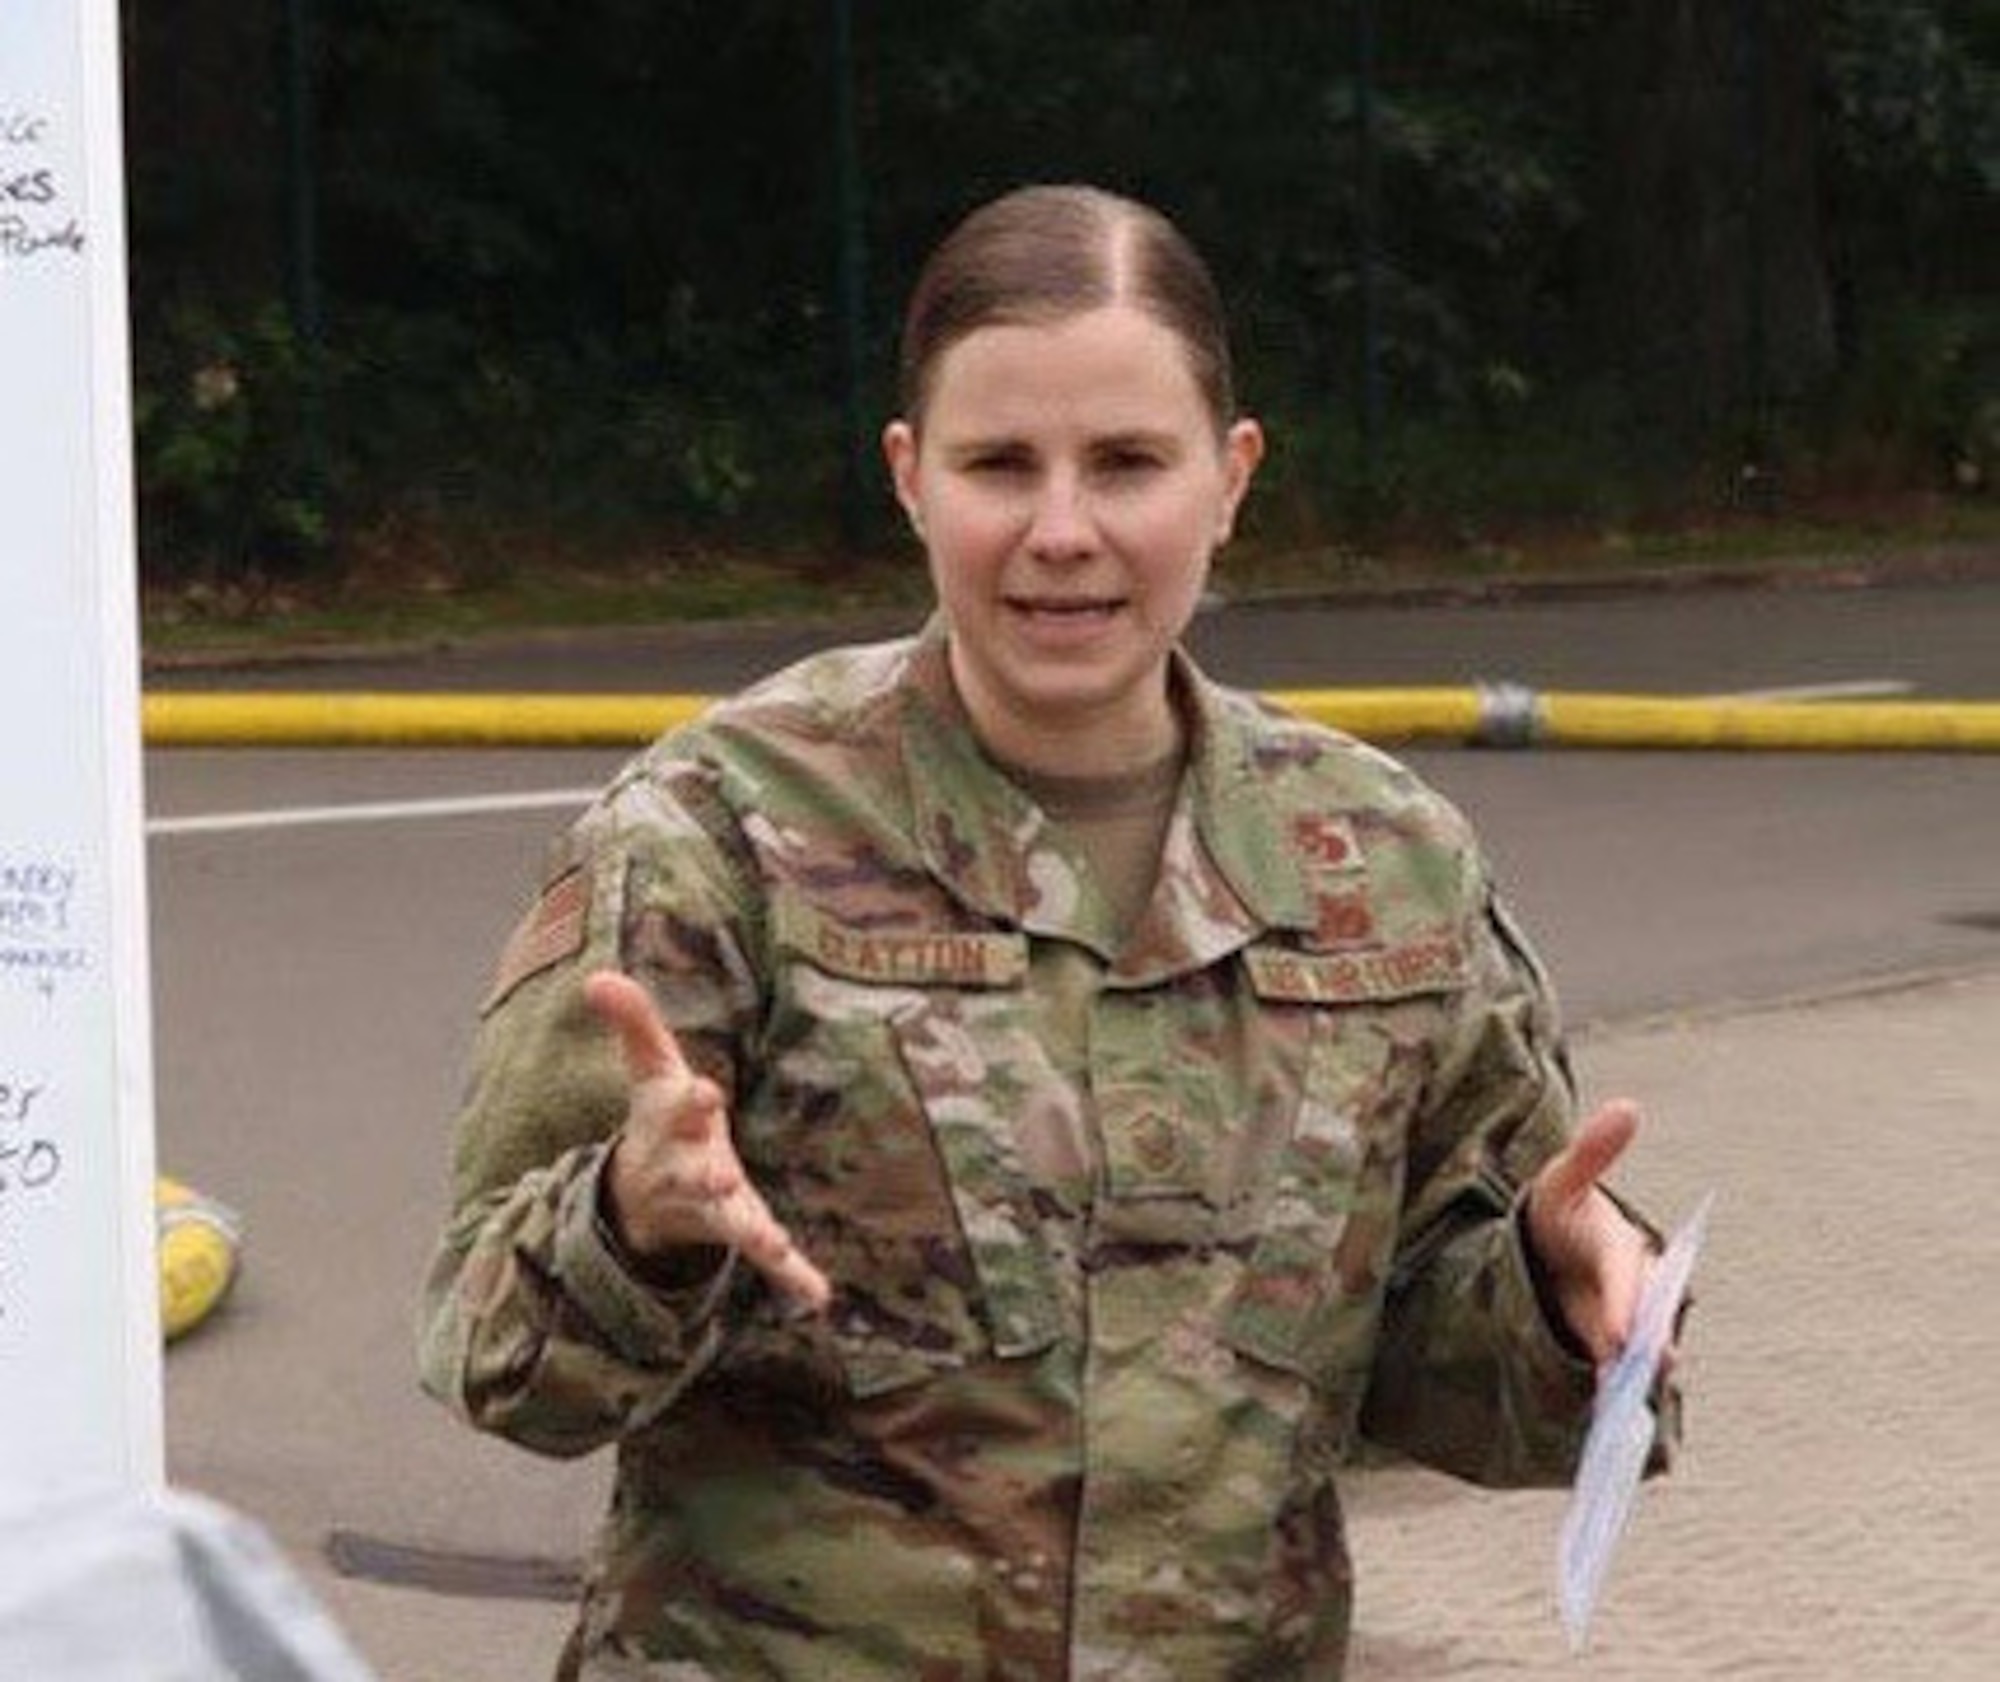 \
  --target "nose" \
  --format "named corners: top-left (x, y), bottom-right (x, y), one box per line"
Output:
top-left (1025, 470), bottom-right (1095, 563)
